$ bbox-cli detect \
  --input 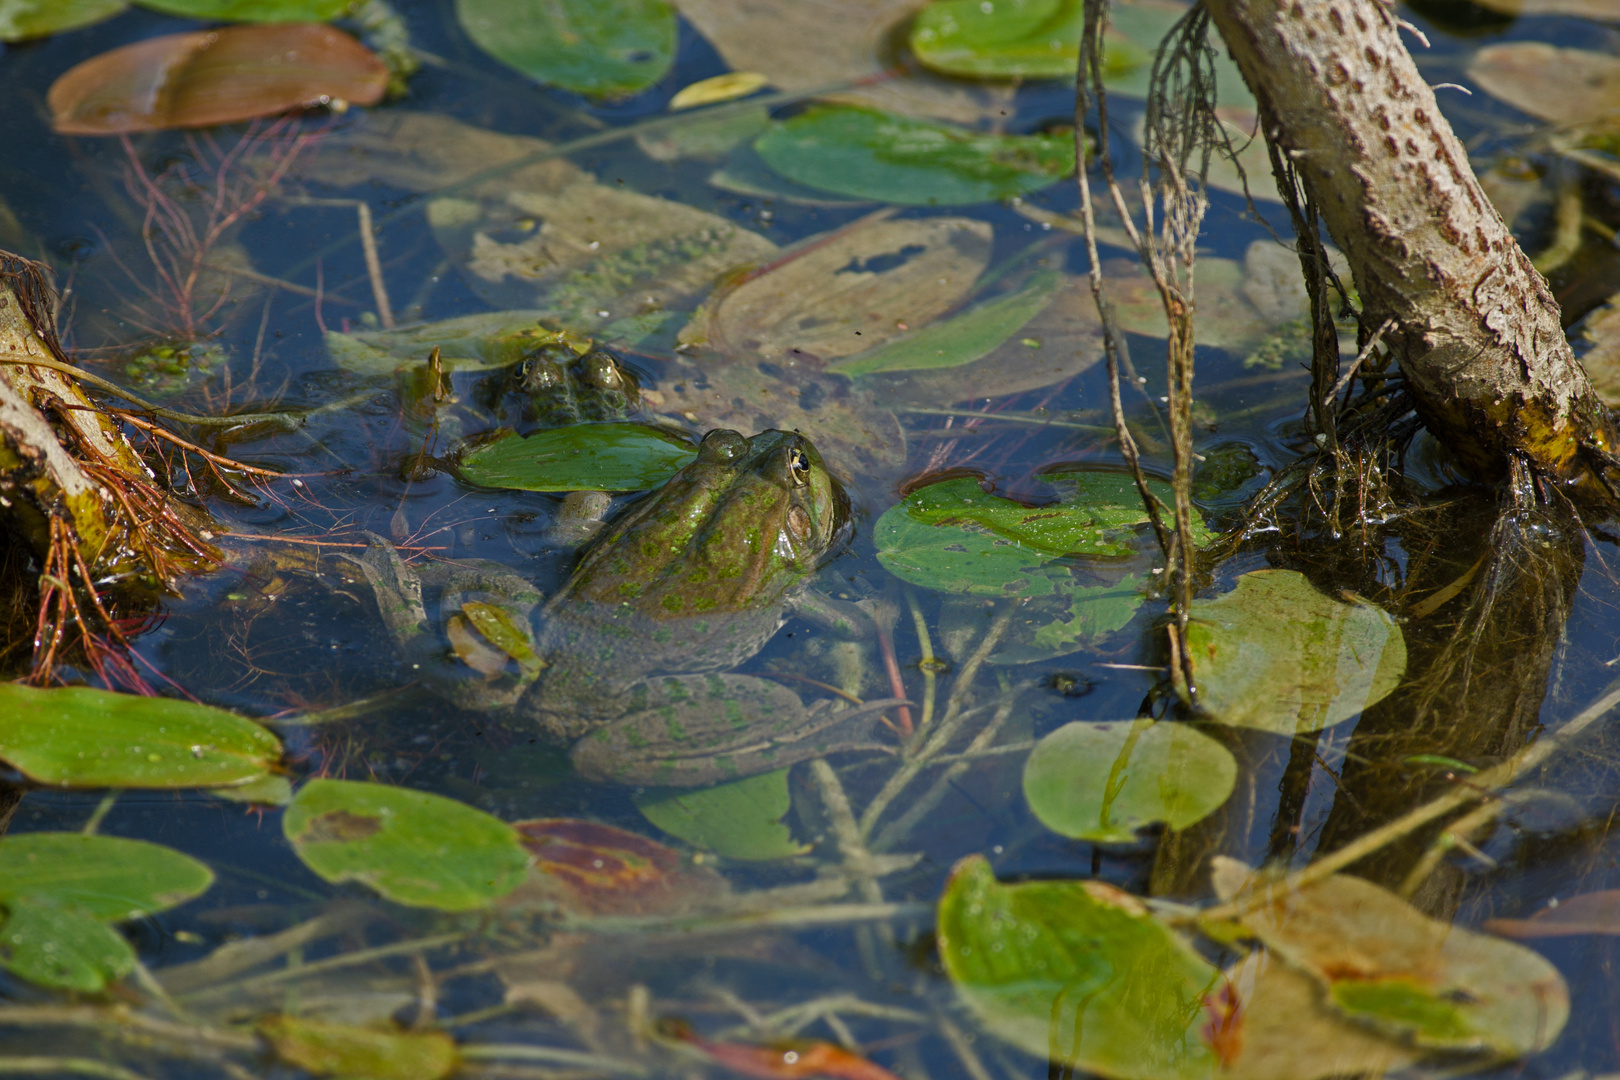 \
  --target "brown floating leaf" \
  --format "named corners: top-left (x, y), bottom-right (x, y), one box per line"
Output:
top-left (508, 818), bottom-right (728, 916)
top-left (49, 23), bottom-right (388, 135)
top-left (1485, 890), bottom-right (1620, 939)
top-left (1468, 42), bottom-right (1620, 127)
